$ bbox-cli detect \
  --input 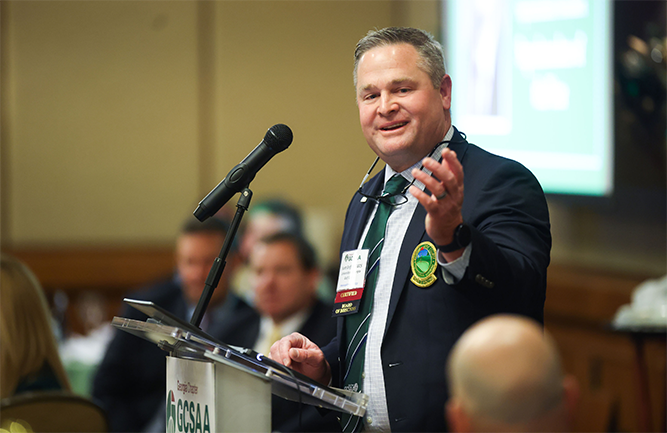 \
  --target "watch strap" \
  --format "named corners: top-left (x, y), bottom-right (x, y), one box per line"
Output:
top-left (437, 223), bottom-right (471, 253)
